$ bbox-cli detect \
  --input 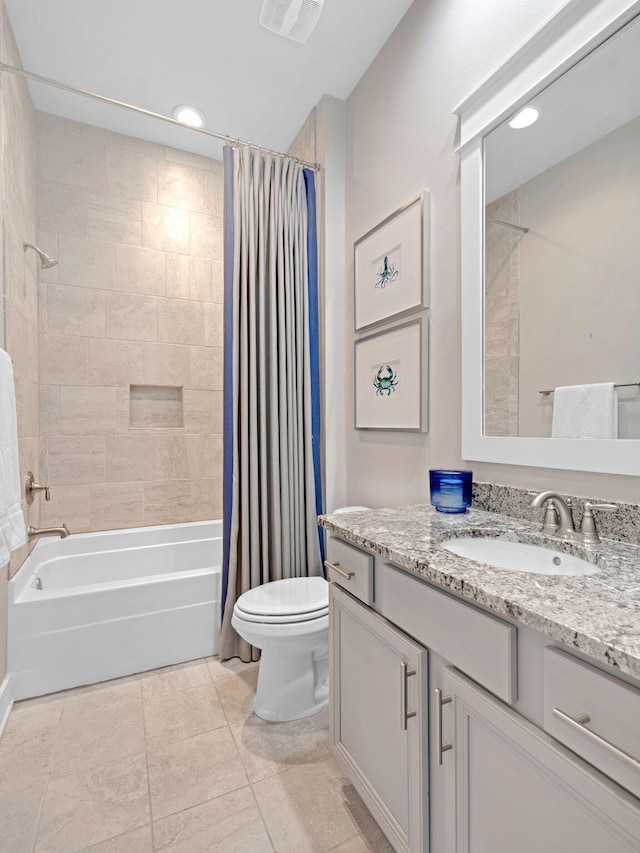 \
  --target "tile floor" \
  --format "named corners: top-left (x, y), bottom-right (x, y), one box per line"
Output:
top-left (0, 657), bottom-right (394, 853)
